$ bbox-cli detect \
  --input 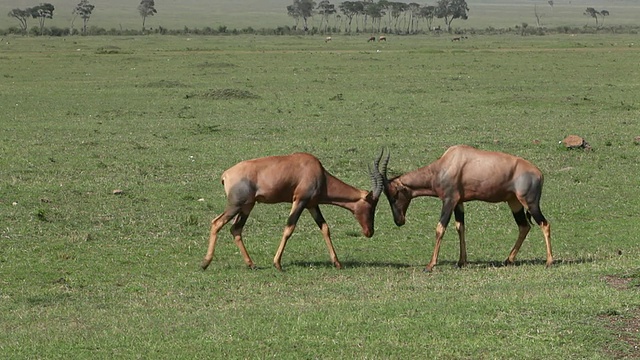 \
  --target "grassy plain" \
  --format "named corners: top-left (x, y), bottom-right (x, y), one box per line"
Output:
top-left (1, 33), bottom-right (640, 358)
